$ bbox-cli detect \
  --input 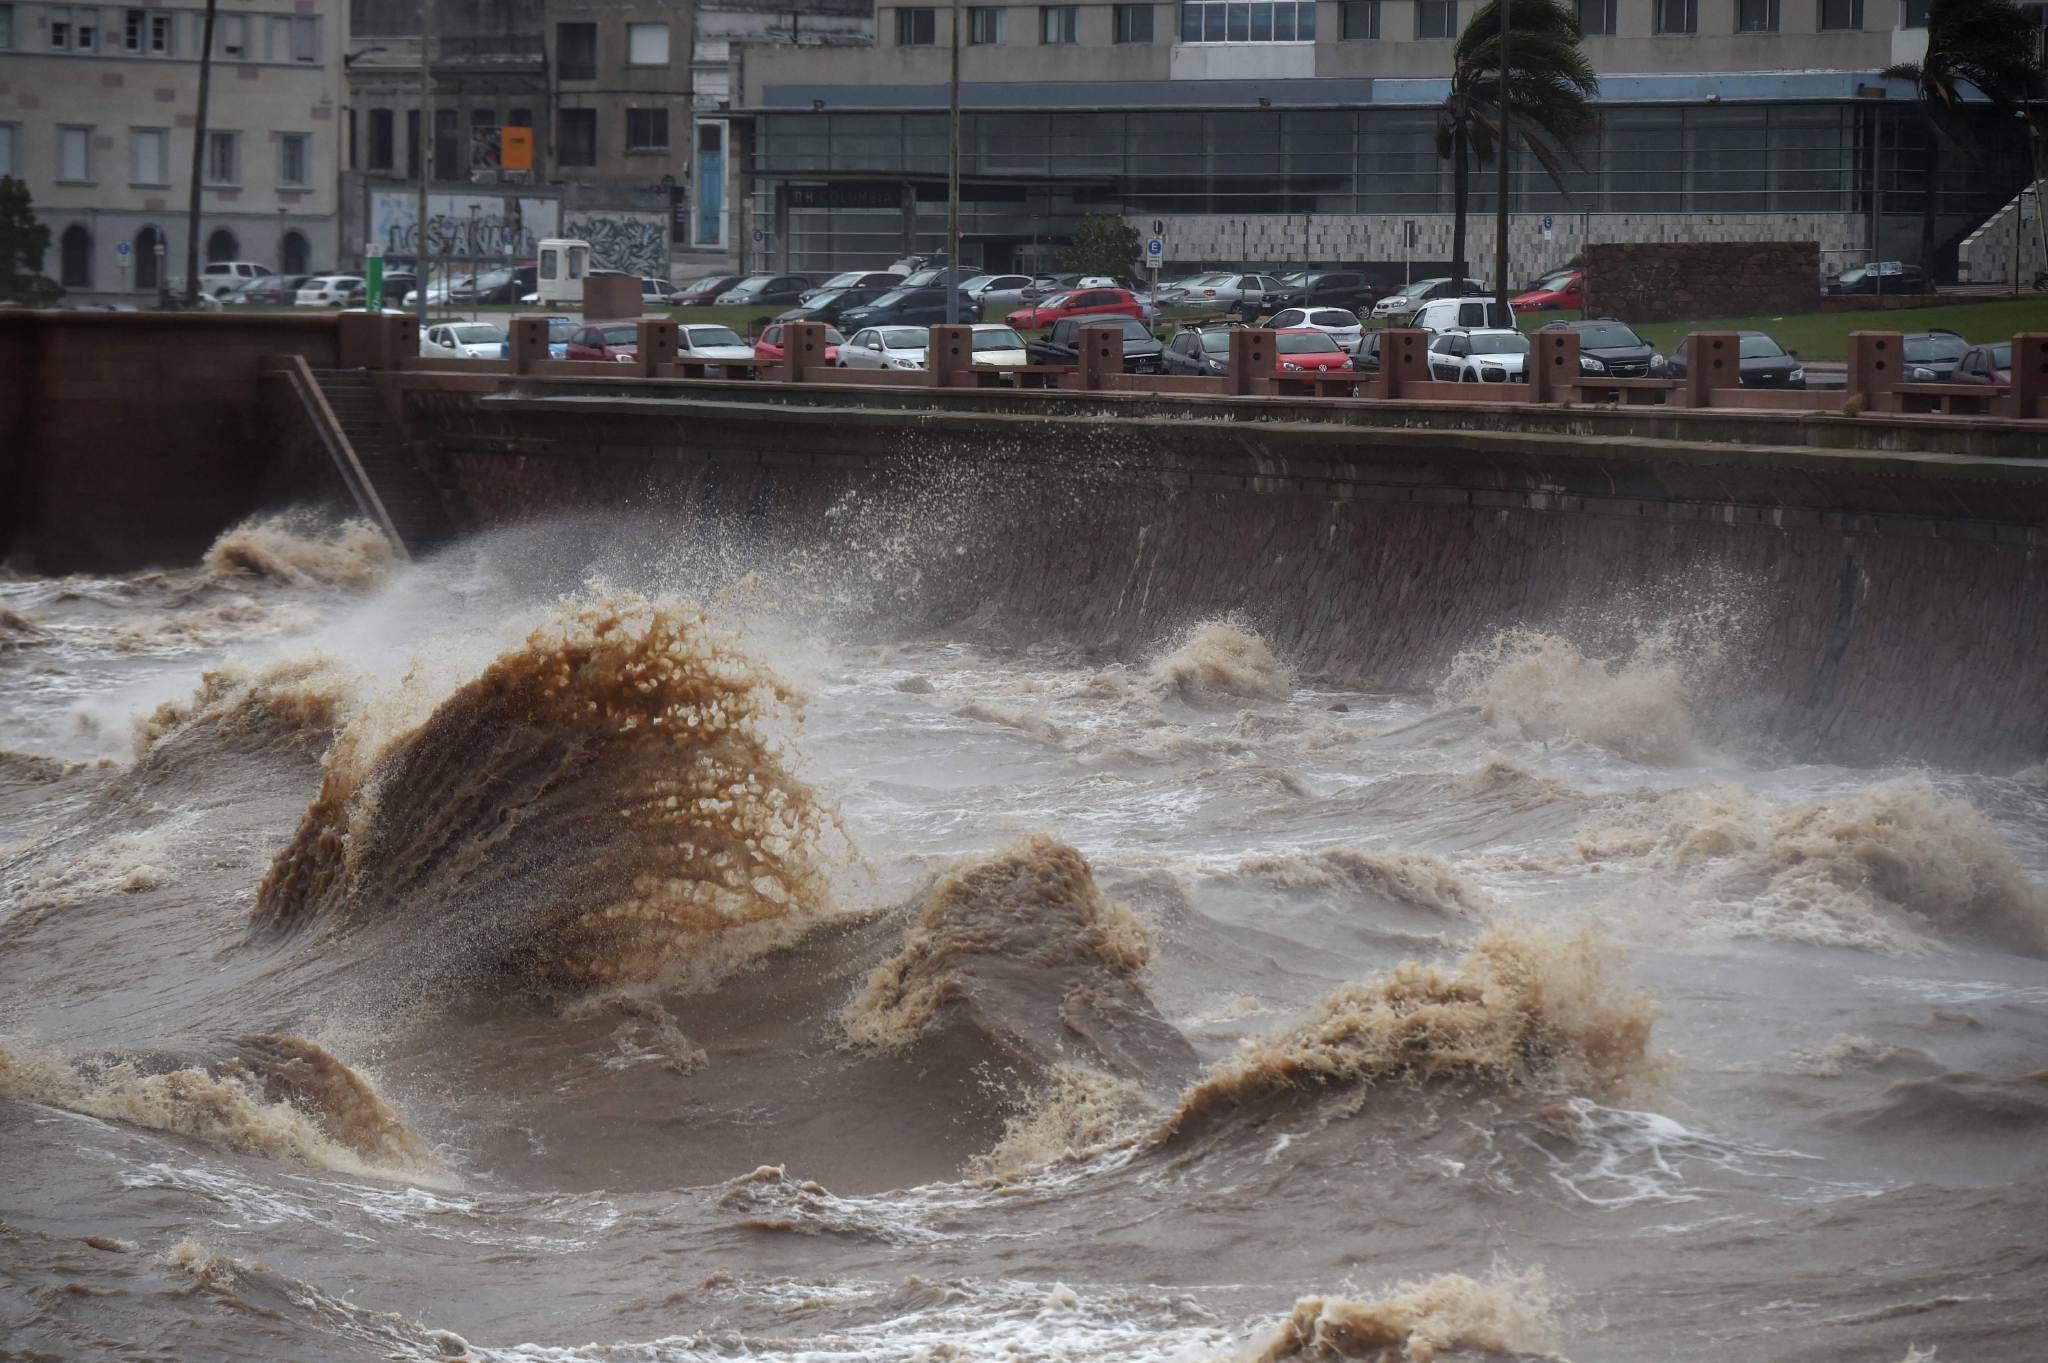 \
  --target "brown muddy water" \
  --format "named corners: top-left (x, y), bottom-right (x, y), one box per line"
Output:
top-left (3, 512), bottom-right (2046, 1362)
